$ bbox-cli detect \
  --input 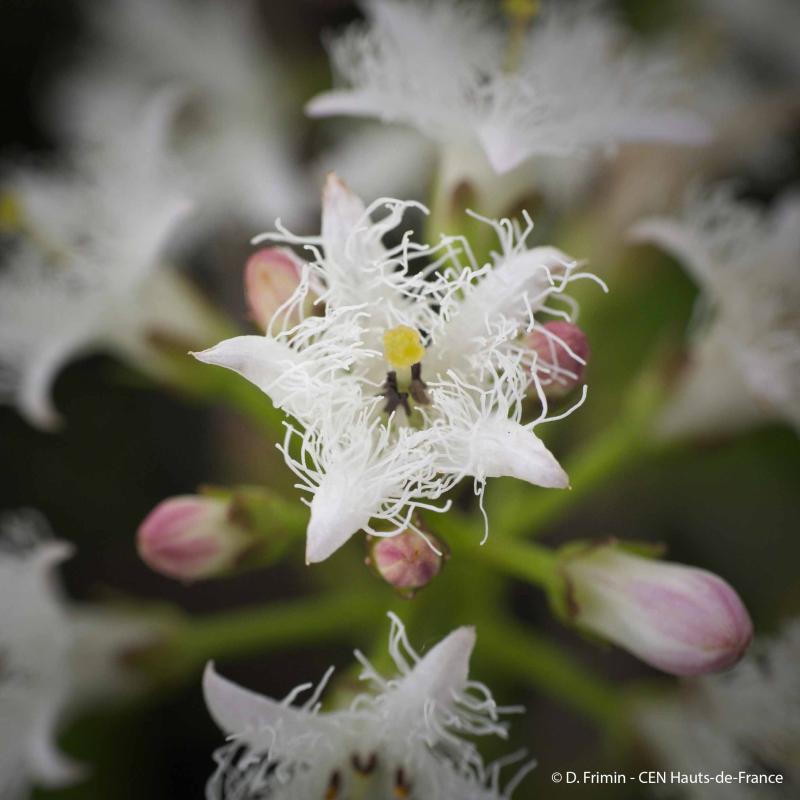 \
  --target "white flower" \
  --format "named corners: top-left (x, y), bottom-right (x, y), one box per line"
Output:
top-left (55, 0), bottom-right (310, 230)
top-left (637, 620), bottom-right (800, 799)
top-left (630, 186), bottom-right (800, 438)
top-left (204, 613), bottom-right (533, 799)
top-left (0, 93), bottom-right (210, 429)
top-left (194, 175), bottom-right (604, 562)
top-left (0, 510), bottom-right (157, 799)
top-left (307, 0), bottom-right (709, 196)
